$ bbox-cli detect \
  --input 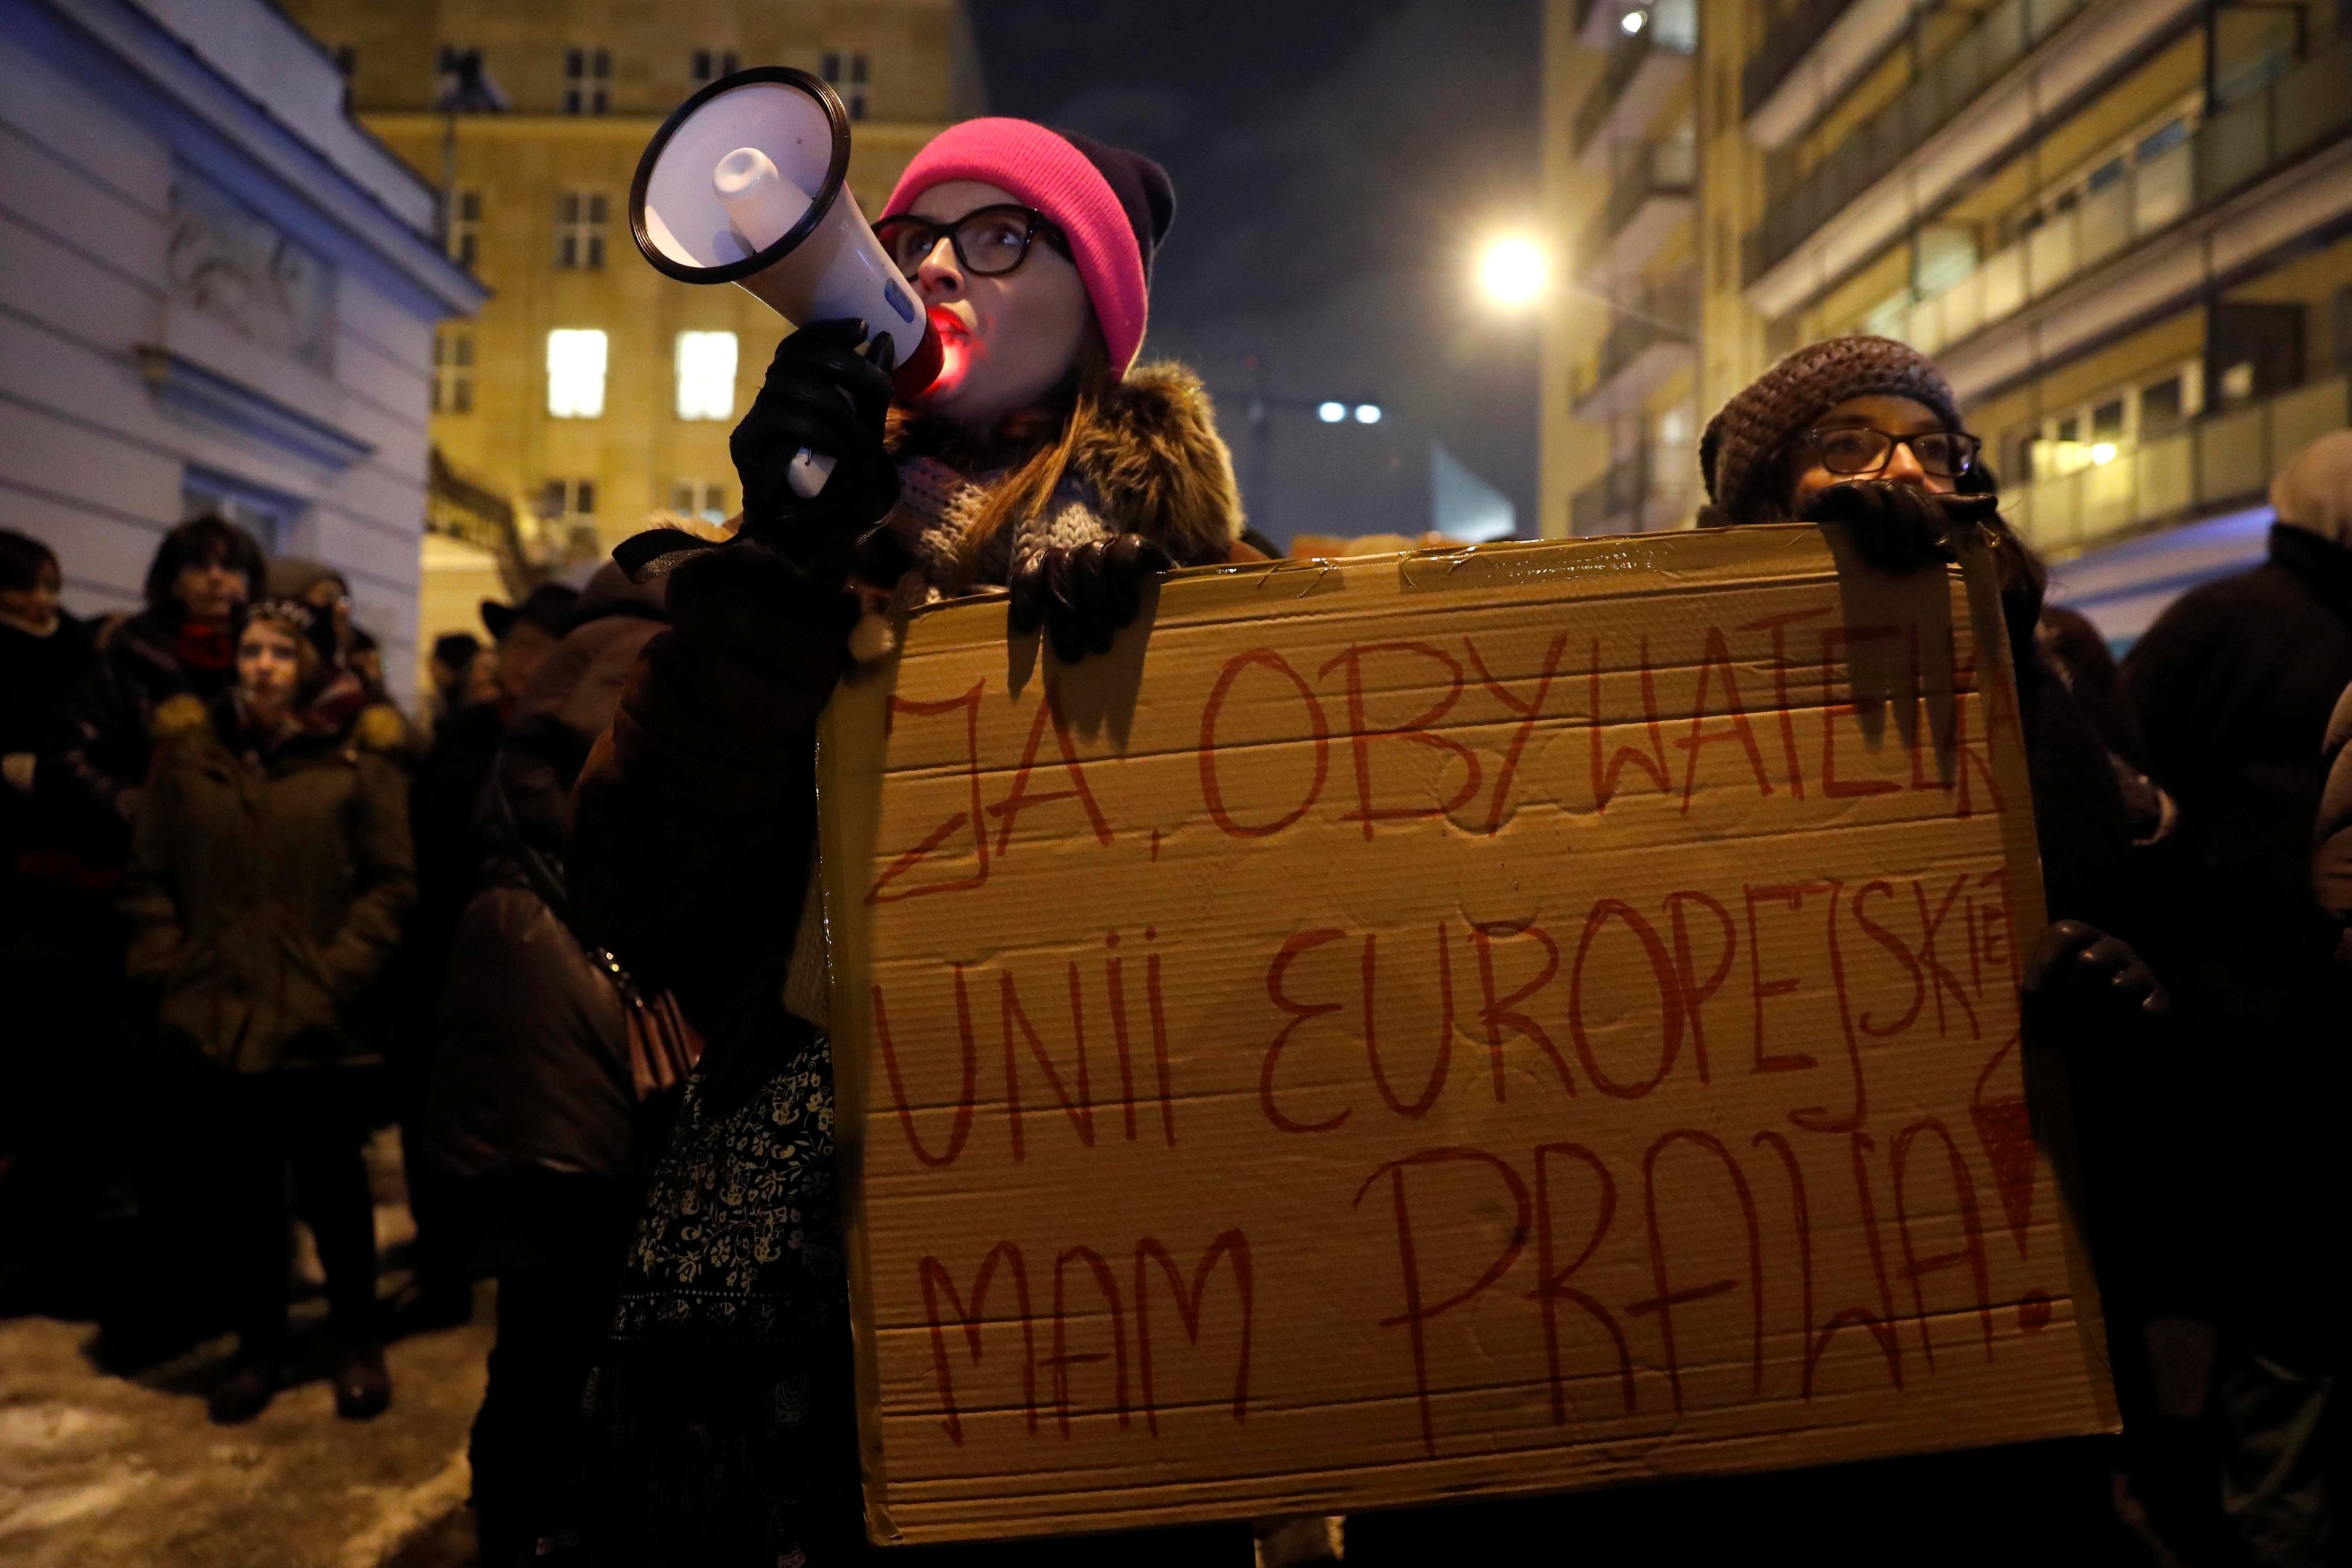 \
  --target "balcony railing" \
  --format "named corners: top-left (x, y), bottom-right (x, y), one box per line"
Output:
top-left (2009, 375), bottom-right (2350, 553)
top-left (1745, 0), bottom-right (2090, 284)
top-left (1571, 446), bottom-right (1696, 534)
top-left (1873, 41), bottom-right (2352, 358)
top-left (1574, 0), bottom-right (1698, 157)
top-left (1743, 0), bottom-right (1861, 119)
top-left (1595, 139), bottom-right (1698, 247)
top-left (1581, 280), bottom-right (1698, 388)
